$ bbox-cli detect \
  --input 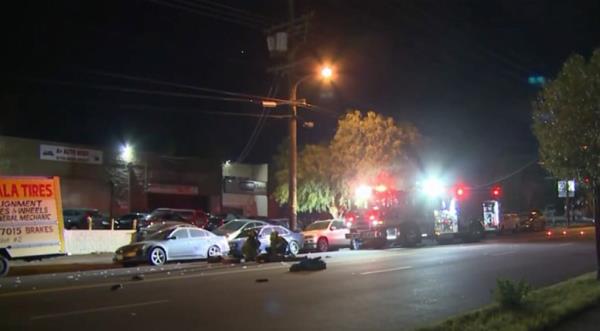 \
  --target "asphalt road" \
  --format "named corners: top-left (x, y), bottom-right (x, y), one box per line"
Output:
top-left (0, 228), bottom-right (596, 331)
